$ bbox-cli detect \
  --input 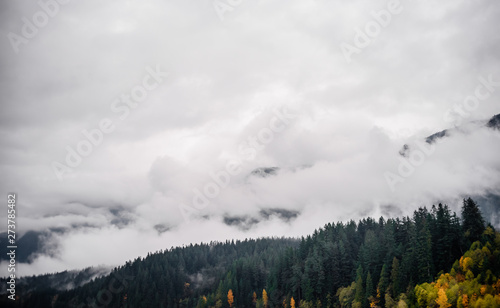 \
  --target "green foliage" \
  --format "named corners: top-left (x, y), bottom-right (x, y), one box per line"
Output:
top-left (337, 282), bottom-right (355, 308)
top-left (462, 198), bottom-right (486, 245)
top-left (414, 229), bottom-right (500, 308)
top-left (4, 198), bottom-right (498, 308)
